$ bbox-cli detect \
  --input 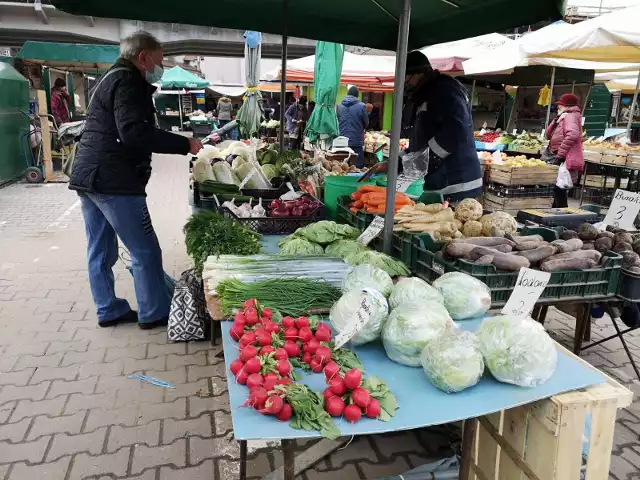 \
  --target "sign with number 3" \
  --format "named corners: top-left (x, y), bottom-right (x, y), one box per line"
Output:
top-left (603, 189), bottom-right (640, 231)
